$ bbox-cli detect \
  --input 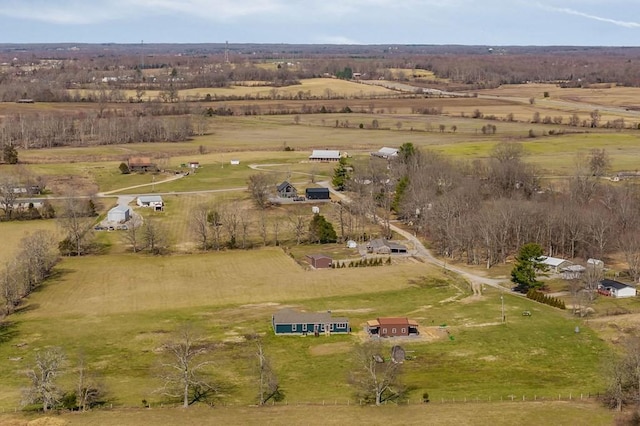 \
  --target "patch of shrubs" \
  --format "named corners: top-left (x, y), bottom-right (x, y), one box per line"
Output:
top-left (526, 289), bottom-right (566, 309)
top-left (333, 257), bottom-right (392, 268)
